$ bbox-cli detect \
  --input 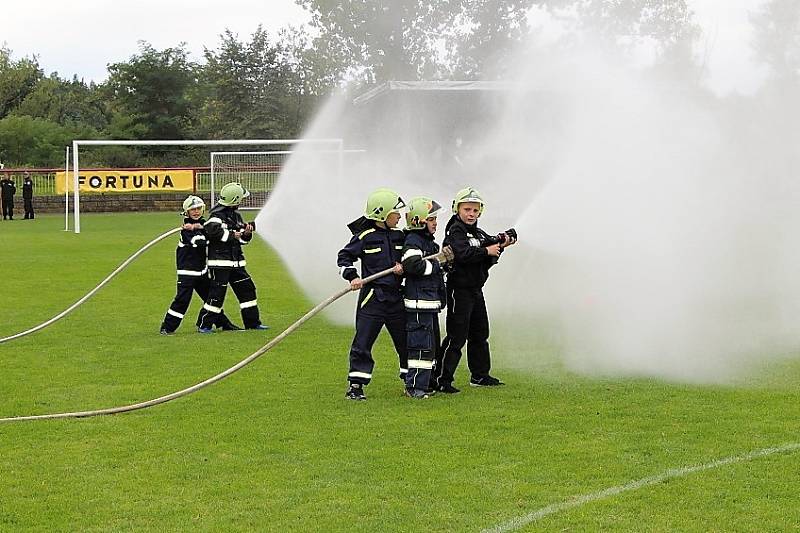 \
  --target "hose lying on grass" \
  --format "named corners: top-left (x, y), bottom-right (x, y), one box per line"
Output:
top-left (0, 227), bottom-right (182, 345)
top-left (0, 242), bottom-right (453, 423)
